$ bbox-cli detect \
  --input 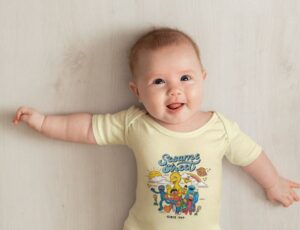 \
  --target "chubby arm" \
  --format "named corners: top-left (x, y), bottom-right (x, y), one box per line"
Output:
top-left (243, 151), bottom-right (279, 189)
top-left (13, 107), bottom-right (96, 144)
top-left (243, 151), bottom-right (300, 207)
